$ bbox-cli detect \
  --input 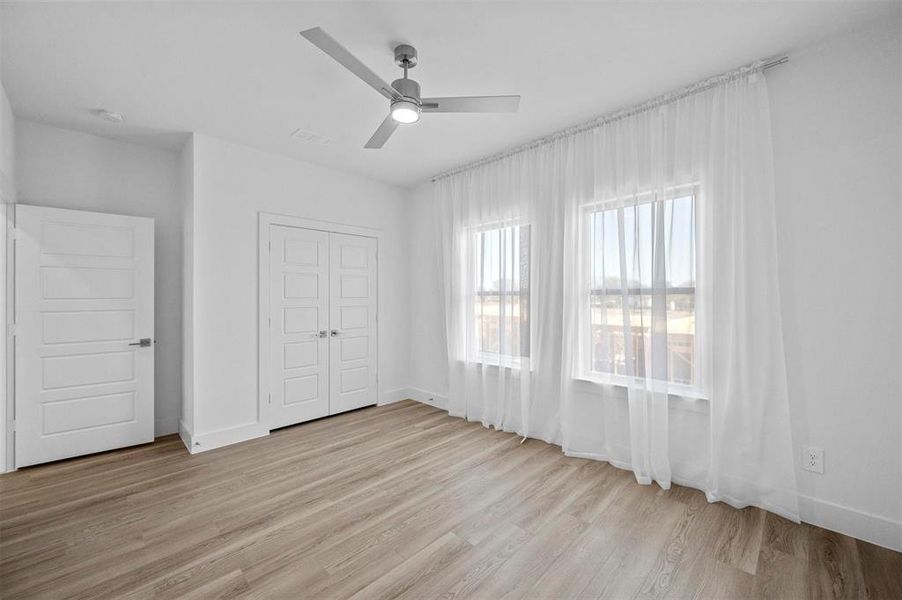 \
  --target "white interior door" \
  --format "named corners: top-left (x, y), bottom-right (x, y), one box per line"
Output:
top-left (14, 205), bottom-right (154, 468)
top-left (329, 233), bottom-right (378, 414)
top-left (268, 225), bottom-right (330, 429)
